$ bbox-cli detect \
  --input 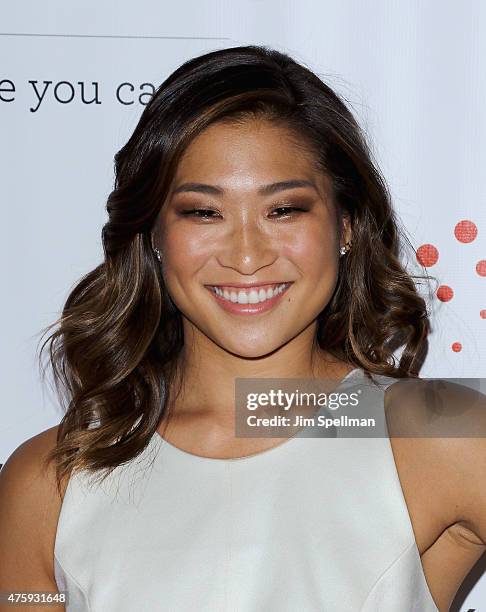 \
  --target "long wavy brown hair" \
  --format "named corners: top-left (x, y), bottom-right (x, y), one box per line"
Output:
top-left (38, 44), bottom-right (432, 493)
